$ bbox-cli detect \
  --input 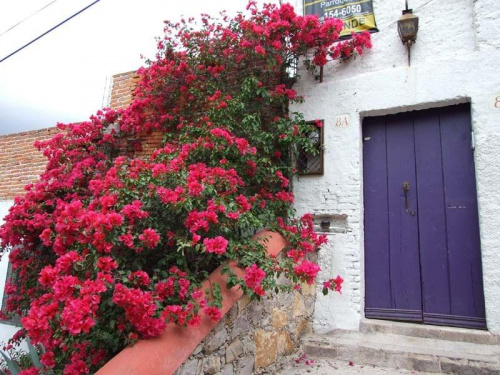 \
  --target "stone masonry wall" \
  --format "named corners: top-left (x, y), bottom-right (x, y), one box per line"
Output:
top-left (174, 275), bottom-right (316, 375)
